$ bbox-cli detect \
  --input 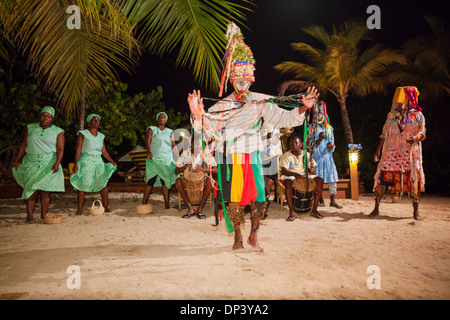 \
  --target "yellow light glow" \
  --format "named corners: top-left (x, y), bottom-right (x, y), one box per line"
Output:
top-left (349, 151), bottom-right (359, 164)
